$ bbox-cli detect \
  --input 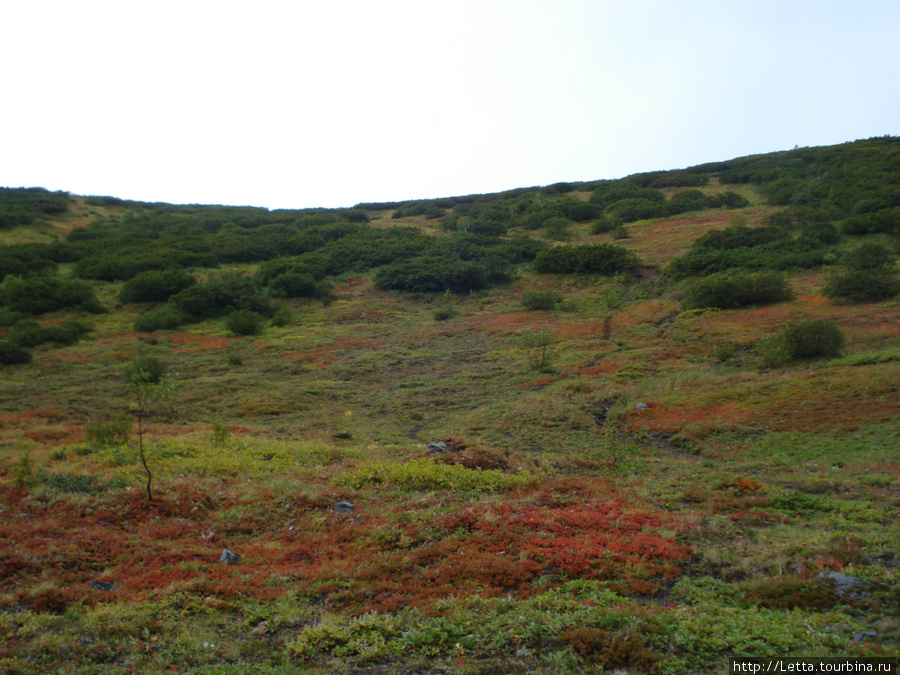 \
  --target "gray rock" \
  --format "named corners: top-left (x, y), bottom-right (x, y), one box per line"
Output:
top-left (787, 561), bottom-right (808, 573)
top-left (635, 402), bottom-right (650, 410)
top-left (816, 571), bottom-right (873, 599)
top-left (219, 549), bottom-right (240, 565)
top-left (88, 580), bottom-right (114, 592)
top-left (334, 501), bottom-right (354, 514)
top-left (853, 631), bottom-right (877, 642)
top-left (427, 441), bottom-right (448, 454)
